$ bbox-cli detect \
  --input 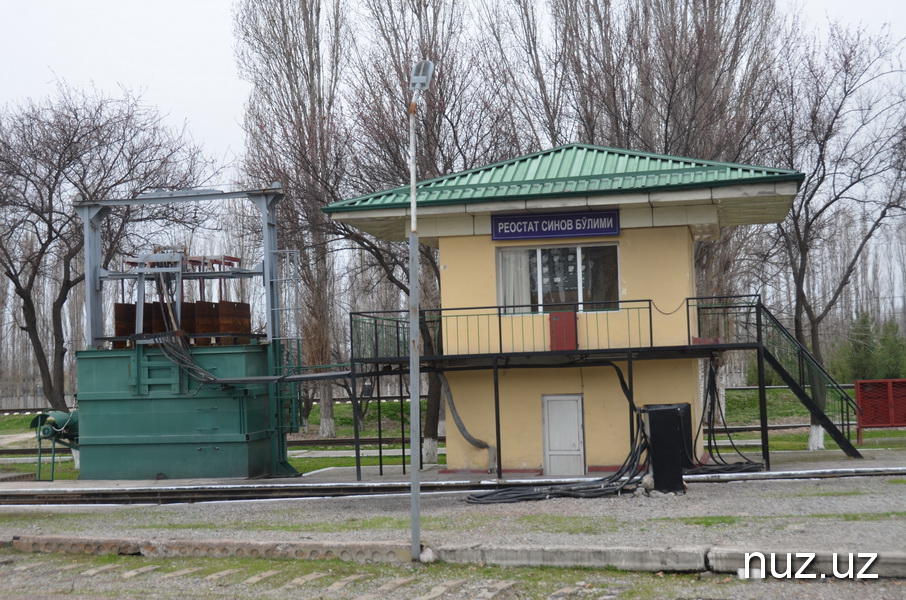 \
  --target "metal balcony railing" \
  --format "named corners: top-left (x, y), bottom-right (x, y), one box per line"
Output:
top-left (351, 300), bottom-right (654, 360)
top-left (349, 294), bottom-right (861, 457)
